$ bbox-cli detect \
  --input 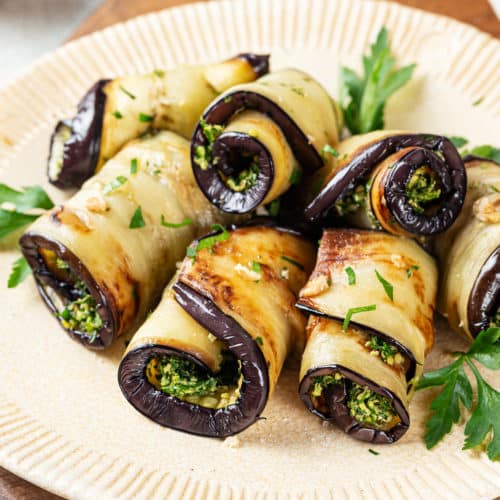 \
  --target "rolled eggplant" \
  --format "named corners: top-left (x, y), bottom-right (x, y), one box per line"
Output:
top-left (48, 53), bottom-right (269, 188)
top-left (118, 224), bottom-right (315, 437)
top-left (304, 131), bottom-right (466, 238)
top-left (21, 131), bottom-right (235, 349)
top-left (191, 69), bottom-right (343, 213)
top-left (436, 157), bottom-right (500, 340)
top-left (297, 229), bottom-right (437, 443)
